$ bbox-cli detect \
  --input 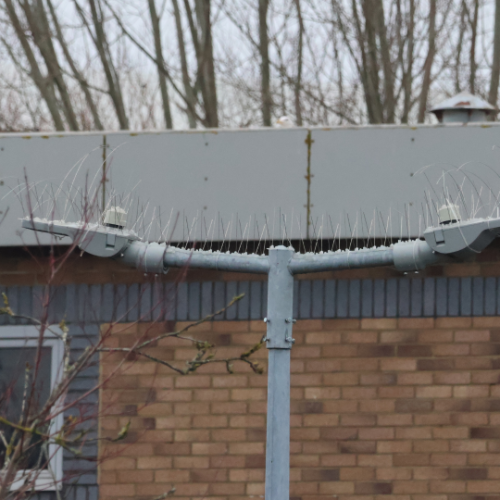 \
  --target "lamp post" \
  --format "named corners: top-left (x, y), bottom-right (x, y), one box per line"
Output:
top-left (23, 212), bottom-right (500, 500)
